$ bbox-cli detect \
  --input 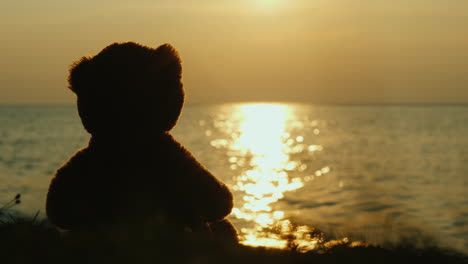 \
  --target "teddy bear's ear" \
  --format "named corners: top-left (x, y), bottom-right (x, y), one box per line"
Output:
top-left (150, 43), bottom-right (182, 78)
top-left (68, 56), bottom-right (92, 95)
